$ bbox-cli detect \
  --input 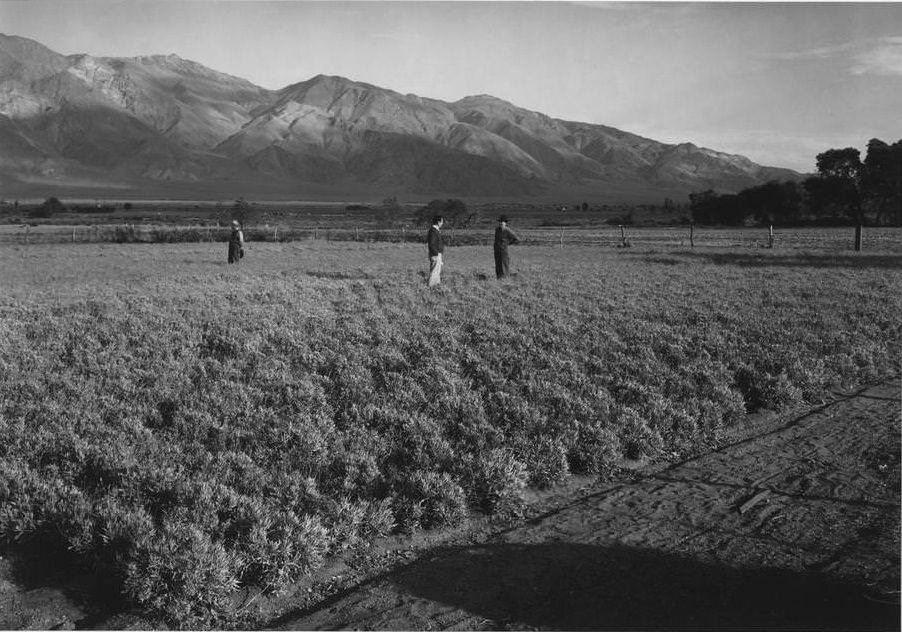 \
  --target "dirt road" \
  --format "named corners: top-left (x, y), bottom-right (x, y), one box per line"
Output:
top-left (272, 380), bottom-right (901, 631)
